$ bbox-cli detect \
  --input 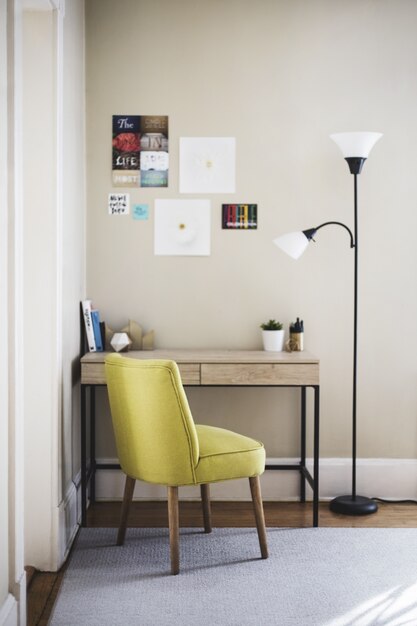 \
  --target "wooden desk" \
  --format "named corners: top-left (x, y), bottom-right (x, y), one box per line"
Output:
top-left (80, 350), bottom-right (320, 526)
